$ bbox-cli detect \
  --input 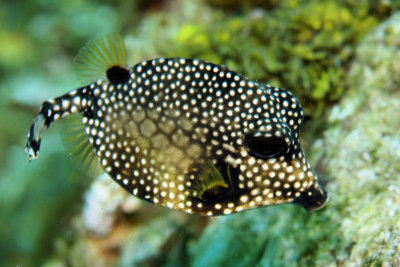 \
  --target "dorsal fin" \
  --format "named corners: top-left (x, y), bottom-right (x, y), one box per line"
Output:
top-left (74, 35), bottom-right (127, 84)
top-left (62, 114), bottom-right (104, 177)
